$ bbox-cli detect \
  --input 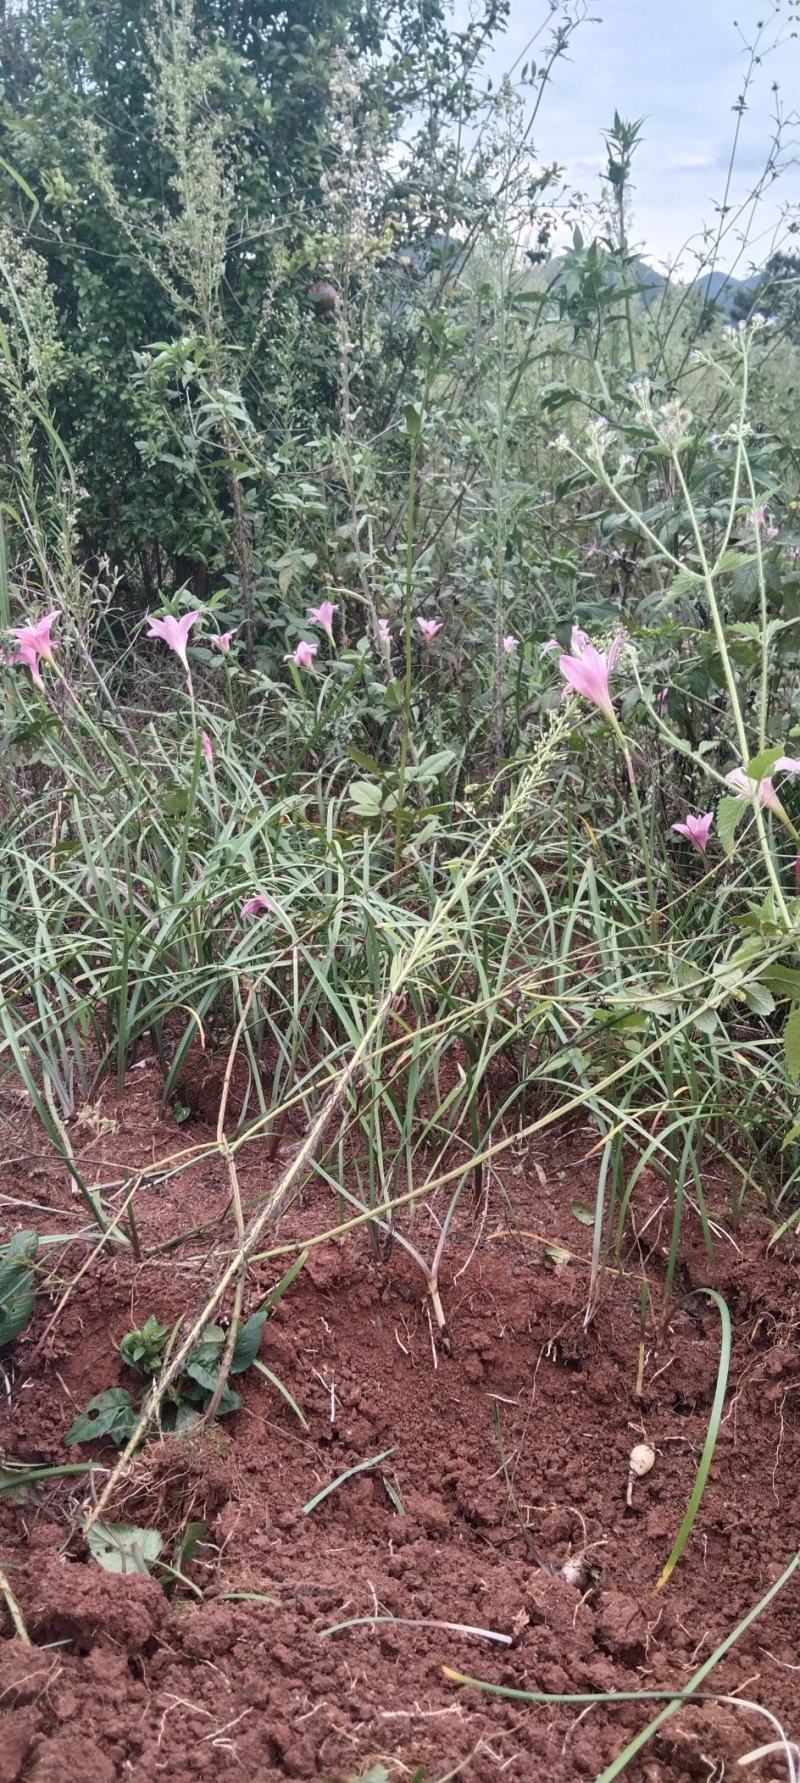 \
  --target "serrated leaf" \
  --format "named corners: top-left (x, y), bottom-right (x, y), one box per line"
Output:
top-left (746, 745), bottom-right (785, 780)
top-left (743, 983), bottom-right (776, 1017)
top-left (763, 965), bottom-right (800, 997)
top-left (87, 1521), bottom-right (163, 1576)
top-left (667, 565), bottom-right (703, 597)
top-left (716, 794), bottom-right (747, 857)
top-left (716, 549), bottom-right (754, 574)
top-left (784, 1003), bottom-right (800, 1084)
top-left (693, 1008), bottom-right (719, 1036)
top-left (65, 1388), bottom-right (135, 1447)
